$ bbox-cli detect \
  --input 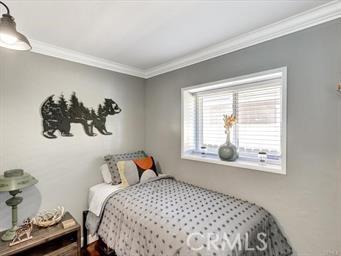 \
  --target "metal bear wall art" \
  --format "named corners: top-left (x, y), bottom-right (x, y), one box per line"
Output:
top-left (41, 93), bottom-right (121, 139)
